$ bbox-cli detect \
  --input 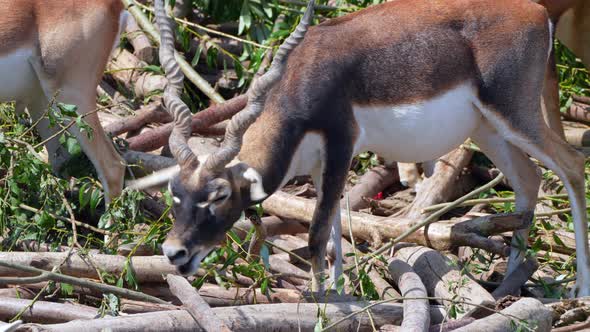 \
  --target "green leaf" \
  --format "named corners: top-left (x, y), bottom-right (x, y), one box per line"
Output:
top-left (57, 103), bottom-right (78, 117)
top-left (142, 65), bottom-right (164, 75)
top-left (124, 260), bottom-right (139, 290)
top-left (553, 233), bottom-right (565, 247)
top-left (191, 44), bottom-right (204, 67)
top-left (60, 283), bottom-right (74, 296)
top-left (64, 136), bottom-right (81, 156)
top-left (336, 275), bottom-right (345, 295)
top-left (90, 188), bottom-right (102, 216)
top-left (260, 278), bottom-right (269, 294)
top-left (36, 211), bottom-right (55, 229)
top-left (238, 1), bottom-right (252, 35)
